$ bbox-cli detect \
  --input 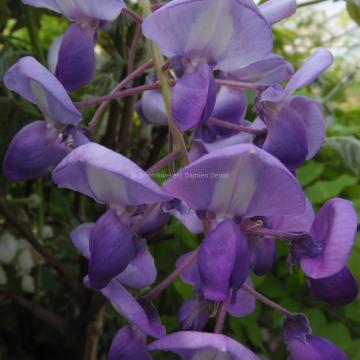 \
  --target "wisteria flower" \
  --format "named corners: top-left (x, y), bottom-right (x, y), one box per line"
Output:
top-left (22, 0), bottom-right (126, 90)
top-left (3, 56), bottom-right (84, 181)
